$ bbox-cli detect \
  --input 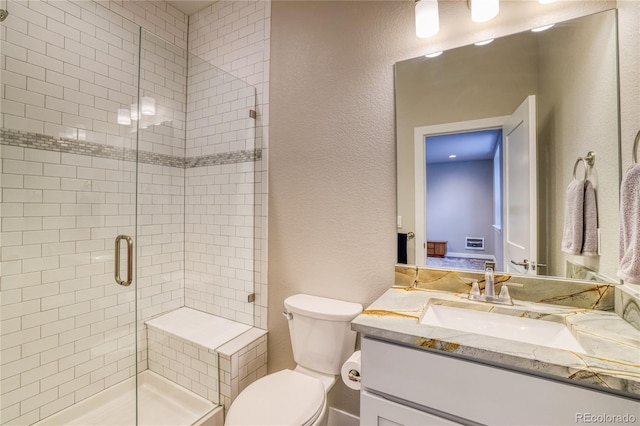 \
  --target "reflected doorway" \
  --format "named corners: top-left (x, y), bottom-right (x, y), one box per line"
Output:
top-left (425, 129), bottom-right (503, 271)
